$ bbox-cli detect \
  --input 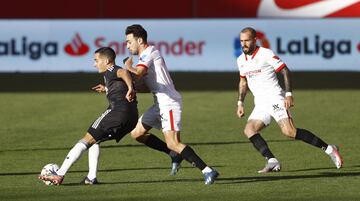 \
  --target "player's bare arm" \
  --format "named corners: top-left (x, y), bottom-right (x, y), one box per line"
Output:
top-left (124, 56), bottom-right (147, 77)
top-left (117, 68), bottom-right (135, 102)
top-left (92, 84), bottom-right (105, 93)
top-left (280, 66), bottom-right (294, 109)
top-left (237, 77), bottom-right (248, 118)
